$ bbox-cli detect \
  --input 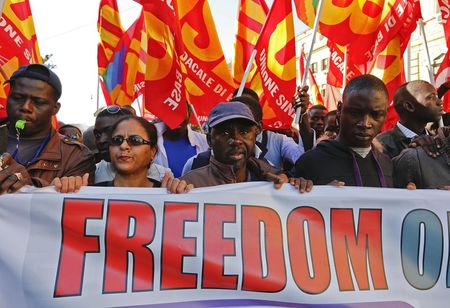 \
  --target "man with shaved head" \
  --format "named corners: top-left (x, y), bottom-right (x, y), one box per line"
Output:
top-left (376, 80), bottom-right (444, 158)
